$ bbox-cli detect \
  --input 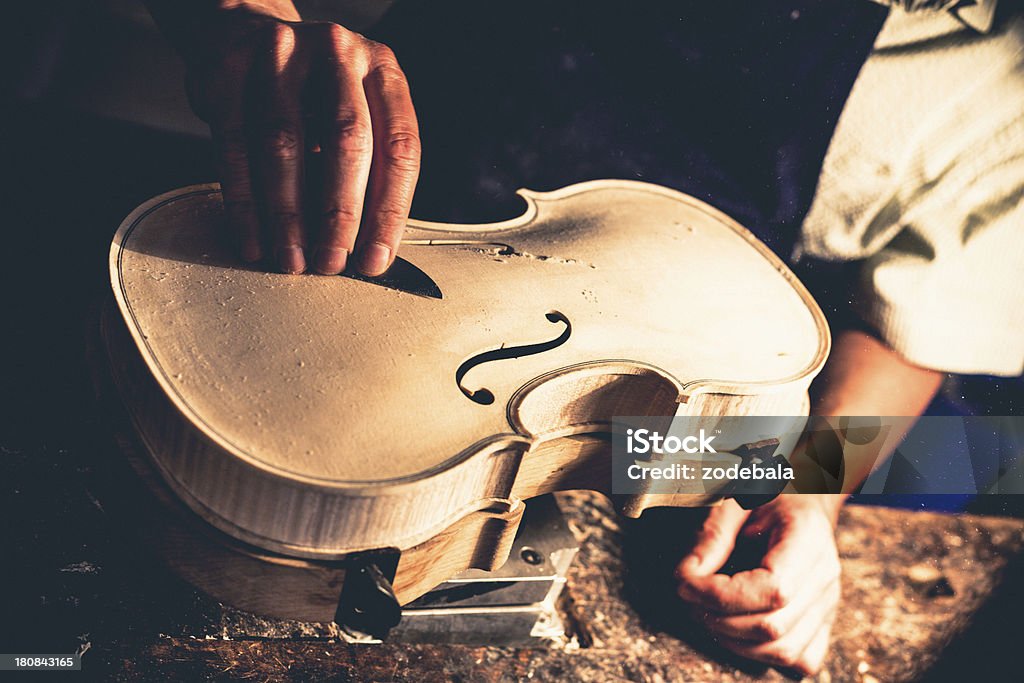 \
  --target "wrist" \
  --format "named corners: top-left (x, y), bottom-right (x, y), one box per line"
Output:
top-left (773, 493), bottom-right (847, 527)
top-left (813, 493), bottom-right (848, 526)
